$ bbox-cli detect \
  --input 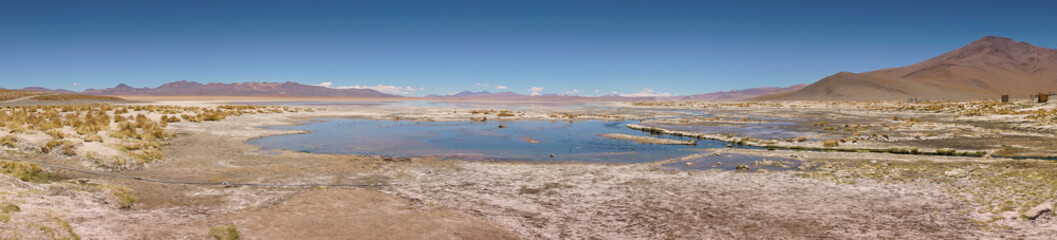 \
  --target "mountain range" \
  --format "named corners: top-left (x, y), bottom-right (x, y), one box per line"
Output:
top-left (423, 85), bottom-right (805, 101)
top-left (426, 91), bottom-right (525, 98)
top-left (11, 36), bottom-right (1054, 102)
top-left (762, 36), bottom-right (1057, 101)
top-left (24, 81), bottom-right (398, 98)
top-left (13, 81), bottom-right (842, 101)
top-left (425, 91), bottom-right (656, 101)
